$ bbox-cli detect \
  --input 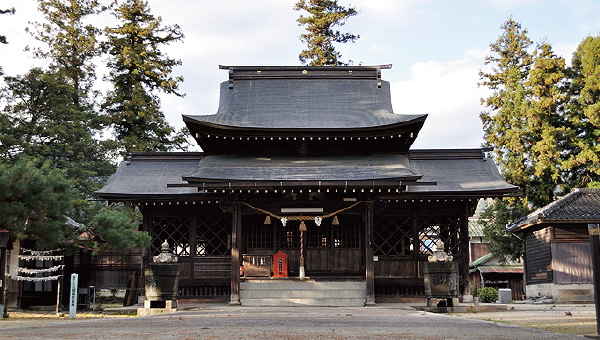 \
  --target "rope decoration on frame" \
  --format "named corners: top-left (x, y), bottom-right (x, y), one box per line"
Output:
top-left (241, 201), bottom-right (363, 227)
